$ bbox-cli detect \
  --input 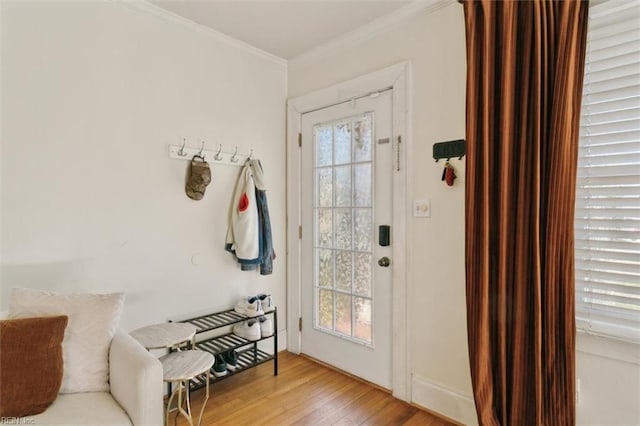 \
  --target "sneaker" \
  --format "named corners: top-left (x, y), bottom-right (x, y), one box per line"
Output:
top-left (257, 293), bottom-right (275, 313)
top-left (234, 296), bottom-right (264, 317)
top-left (258, 315), bottom-right (273, 337)
top-left (232, 319), bottom-right (261, 341)
top-left (223, 350), bottom-right (239, 371)
top-left (213, 354), bottom-right (227, 377)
